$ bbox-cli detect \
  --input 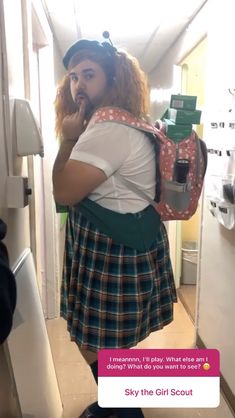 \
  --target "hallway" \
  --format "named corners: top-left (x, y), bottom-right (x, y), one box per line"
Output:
top-left (46, 300), bottom-right (233, 418)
